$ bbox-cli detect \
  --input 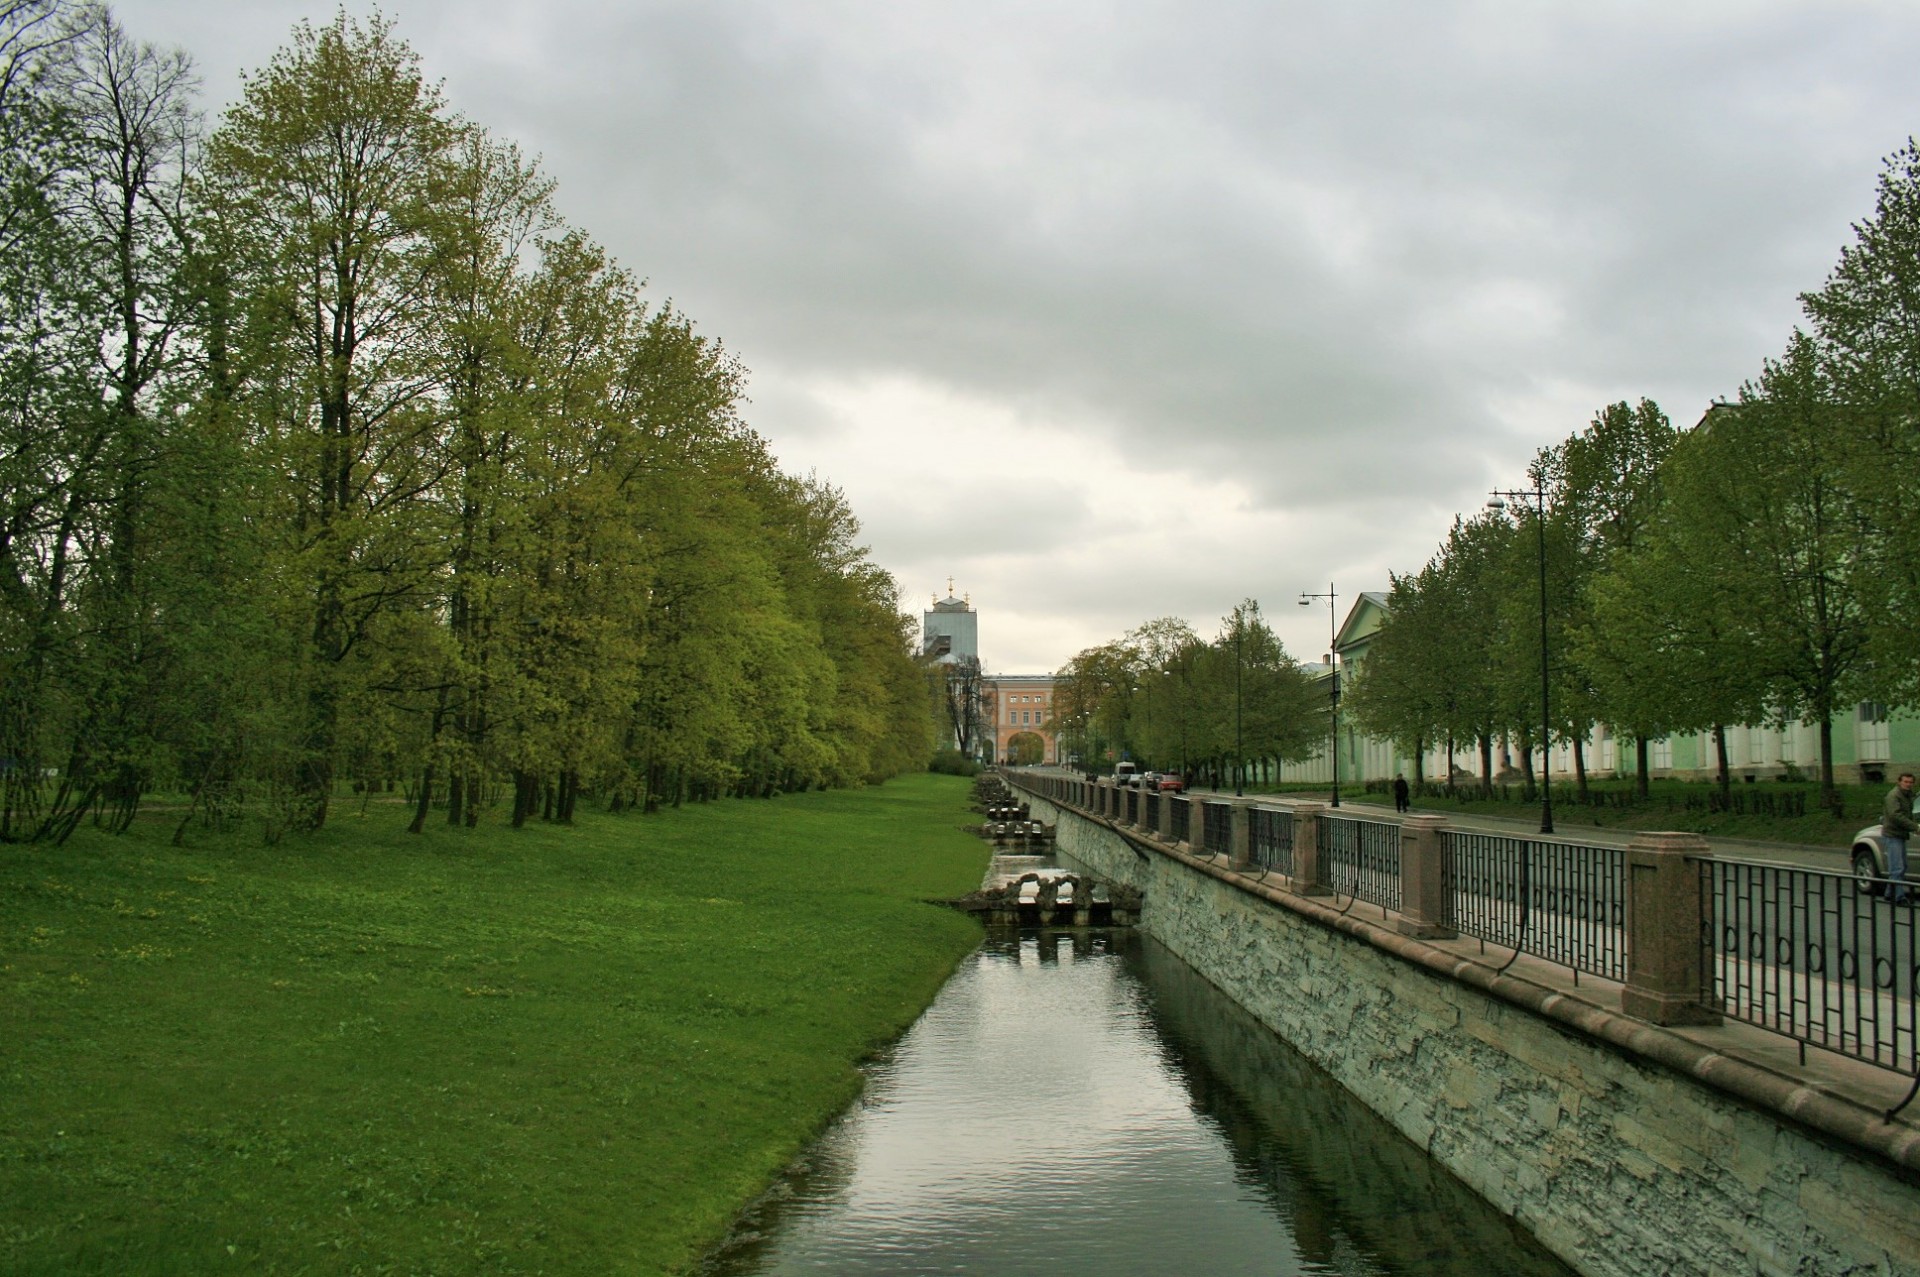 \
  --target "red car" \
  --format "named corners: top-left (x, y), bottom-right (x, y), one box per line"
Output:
top-left (1156, 774), bottom-right (1186, 793)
